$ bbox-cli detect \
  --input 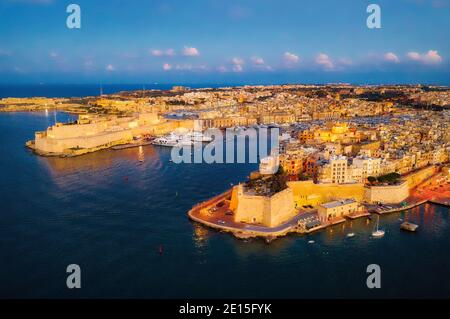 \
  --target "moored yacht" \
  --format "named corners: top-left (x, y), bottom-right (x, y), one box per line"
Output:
top-left (187, 131), bottom-right (213, 143)
top-left (152, 133), bottom-right (193, 147)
